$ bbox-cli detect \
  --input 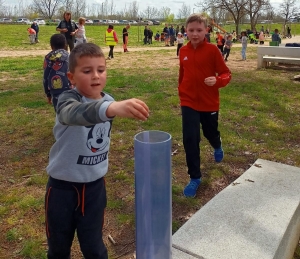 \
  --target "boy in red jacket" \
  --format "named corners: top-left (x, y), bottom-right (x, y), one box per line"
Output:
top-left (178, 14), bottom-right (231, 198)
